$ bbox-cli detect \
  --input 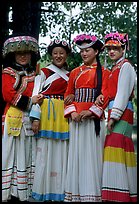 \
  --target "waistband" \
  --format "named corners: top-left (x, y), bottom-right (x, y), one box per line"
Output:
top-left (44, 95), bottom-right (64, 100)
top-left (75, 88), bottom-right (98, 102)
